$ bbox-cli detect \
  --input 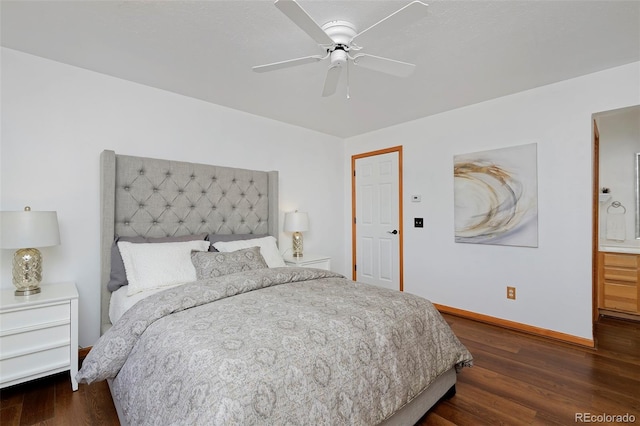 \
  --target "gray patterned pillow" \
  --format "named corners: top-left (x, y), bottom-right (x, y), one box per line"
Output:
top-left (191, 246), bottom-right (268, 280)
